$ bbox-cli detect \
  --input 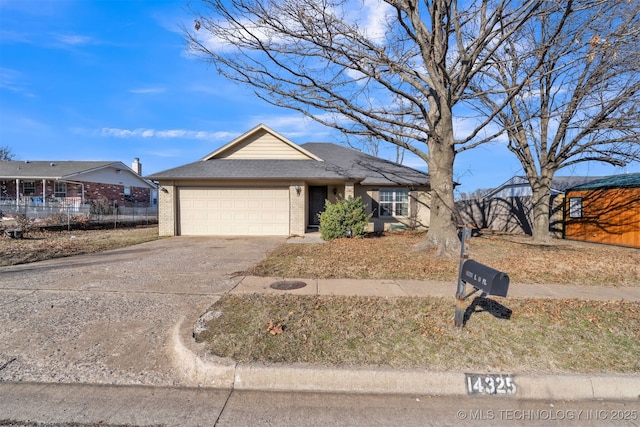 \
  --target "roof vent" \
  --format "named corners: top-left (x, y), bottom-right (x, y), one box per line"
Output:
top-left (50, 162), bottom-right (56, 167)
top-left (24, 160), bottom-right (30, 164)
